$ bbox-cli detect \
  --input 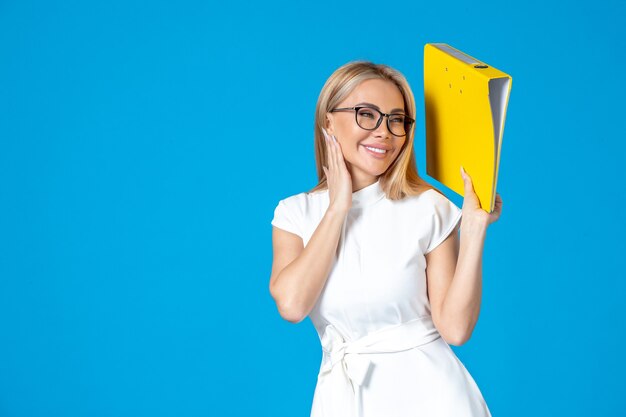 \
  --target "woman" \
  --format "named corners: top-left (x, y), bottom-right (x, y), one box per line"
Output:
top-left (269, 60), bottom-right (503, 417)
